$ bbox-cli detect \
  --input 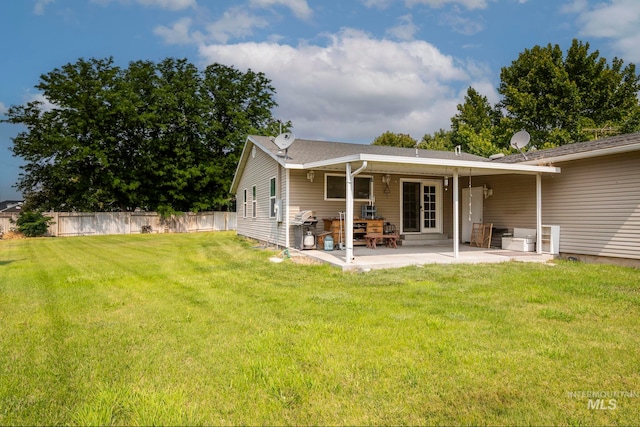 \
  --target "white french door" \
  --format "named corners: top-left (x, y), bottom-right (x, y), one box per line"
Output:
top-left (401, 179), bottom-right (442, 234)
